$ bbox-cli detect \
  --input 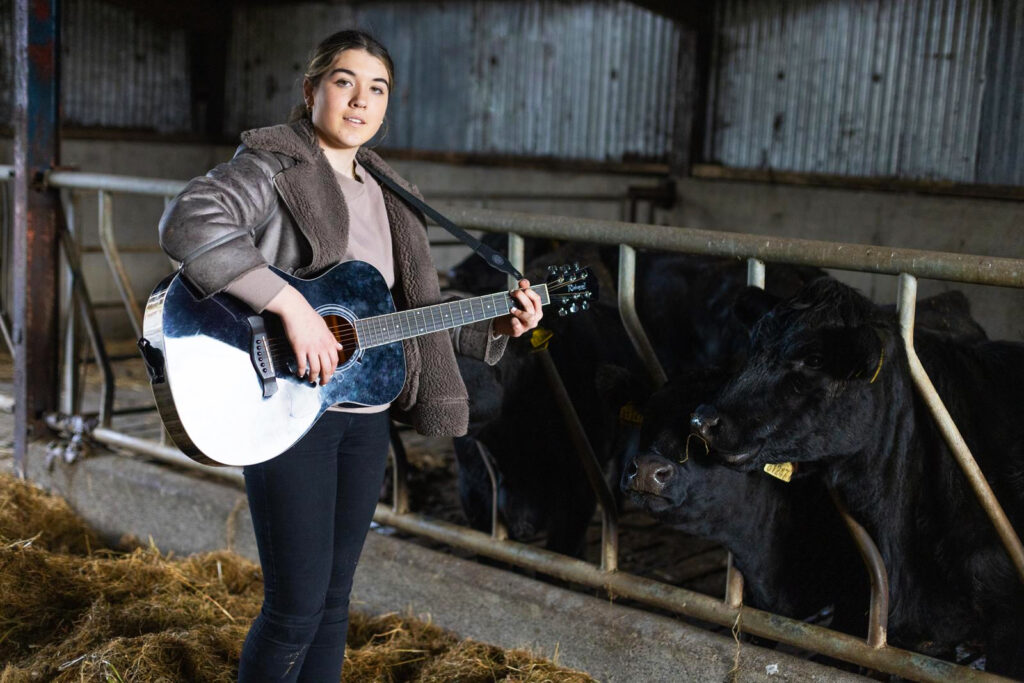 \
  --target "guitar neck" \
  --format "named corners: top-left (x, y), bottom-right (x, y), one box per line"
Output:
top-left (354, 285), bottom-right (550, 349)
